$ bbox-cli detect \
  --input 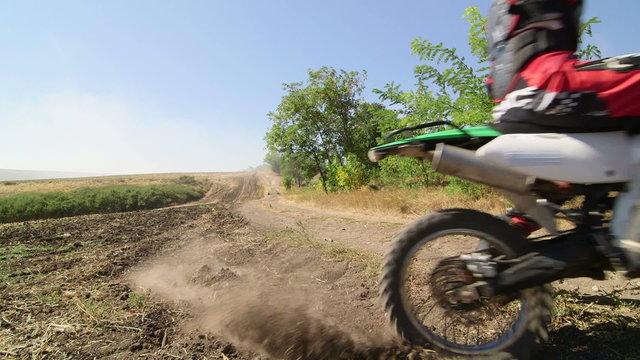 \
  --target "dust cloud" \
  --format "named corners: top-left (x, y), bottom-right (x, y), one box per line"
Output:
top-left (128, 236), bottom-right (424, 360)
